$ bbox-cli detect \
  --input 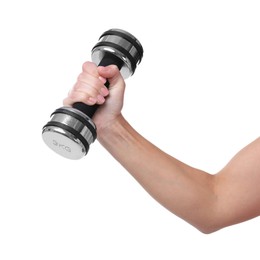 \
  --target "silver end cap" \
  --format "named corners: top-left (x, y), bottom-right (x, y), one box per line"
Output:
top-left (42, 126), bottom-right (87, 160)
